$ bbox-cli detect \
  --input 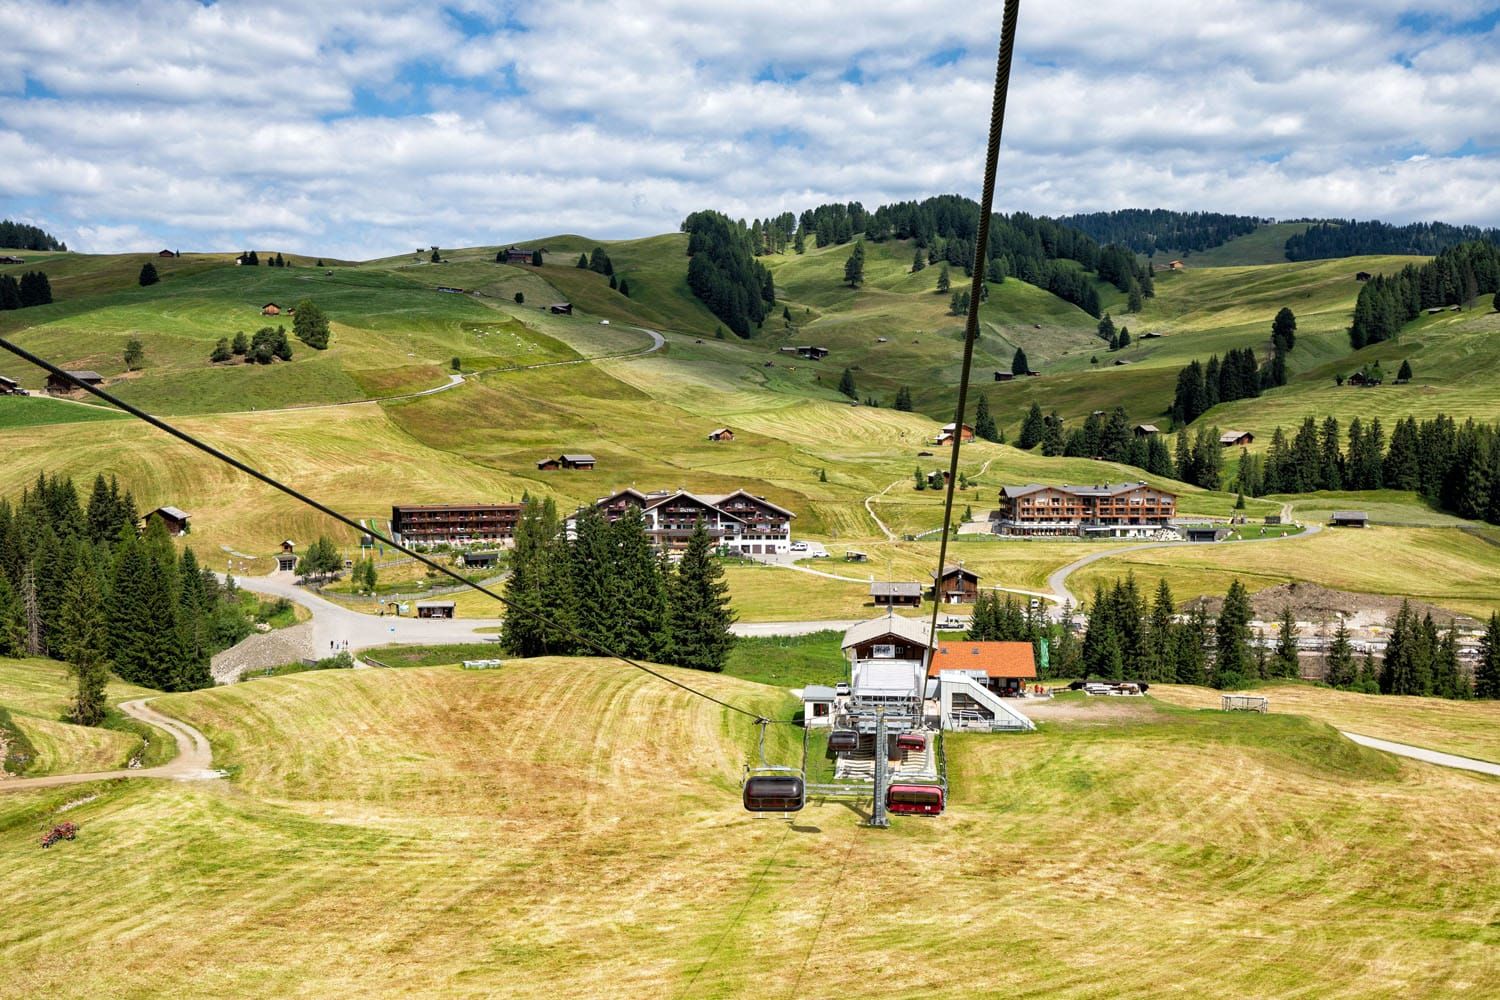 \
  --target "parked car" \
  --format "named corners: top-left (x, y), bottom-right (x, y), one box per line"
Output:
top-left (835, 682), bottom-right (850, 697)
top-left (810, 551), bottom-right (830, 558)
top-left (790, 541), bottom-right (808, 552)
